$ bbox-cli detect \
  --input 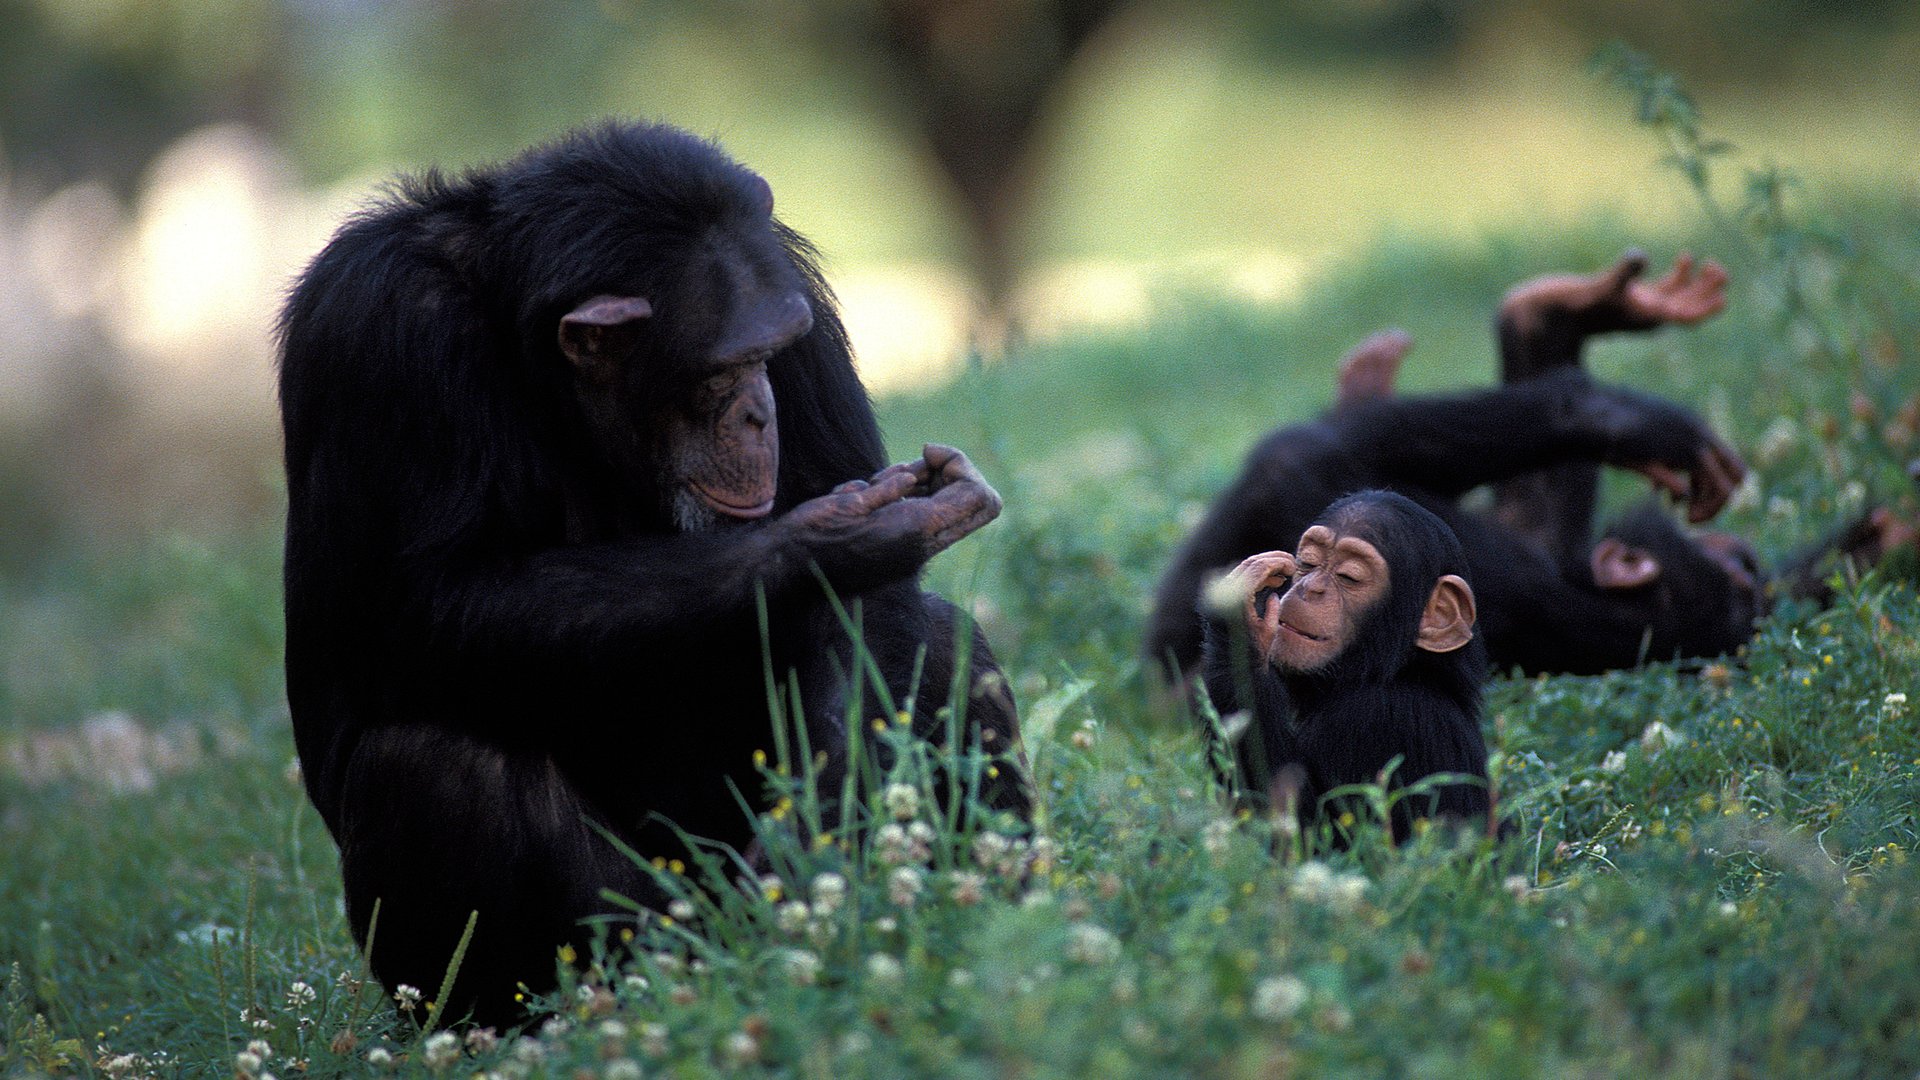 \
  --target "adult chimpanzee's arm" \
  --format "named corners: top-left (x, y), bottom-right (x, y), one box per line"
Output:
top-left (1334, 369), bottom-right (1743, 522)
top-left (414, 447), bottom-right (1001, 666)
